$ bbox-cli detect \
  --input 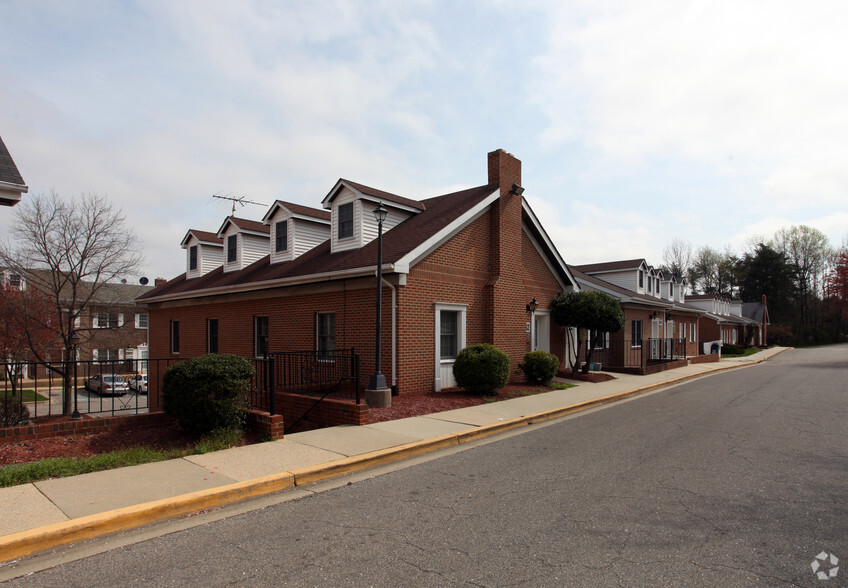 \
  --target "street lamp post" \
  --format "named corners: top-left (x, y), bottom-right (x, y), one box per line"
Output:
top-left (70, 331), bottom-right (81, 420)
top-left (365, 202), bottom-right (391, 408)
